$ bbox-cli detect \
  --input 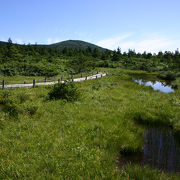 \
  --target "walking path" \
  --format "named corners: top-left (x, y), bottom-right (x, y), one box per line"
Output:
top-left (0, 73), bottom-right (107, 89)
